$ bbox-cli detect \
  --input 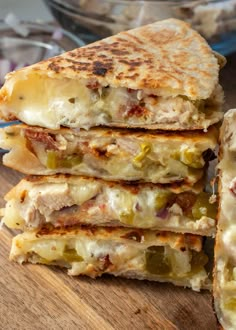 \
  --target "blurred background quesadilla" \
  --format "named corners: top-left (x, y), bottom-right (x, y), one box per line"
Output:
top-left (214, 109), bottom-right (236, 329)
